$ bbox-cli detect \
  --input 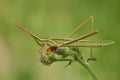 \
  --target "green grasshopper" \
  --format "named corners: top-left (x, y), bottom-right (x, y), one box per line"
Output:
top-left (13, 16), bottom-right (114, 80)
